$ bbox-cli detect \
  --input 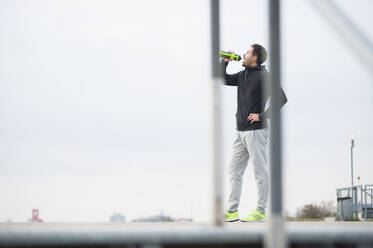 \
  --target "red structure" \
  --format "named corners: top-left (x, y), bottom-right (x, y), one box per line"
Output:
top-left (28, 209), bottom-right (43, 222)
